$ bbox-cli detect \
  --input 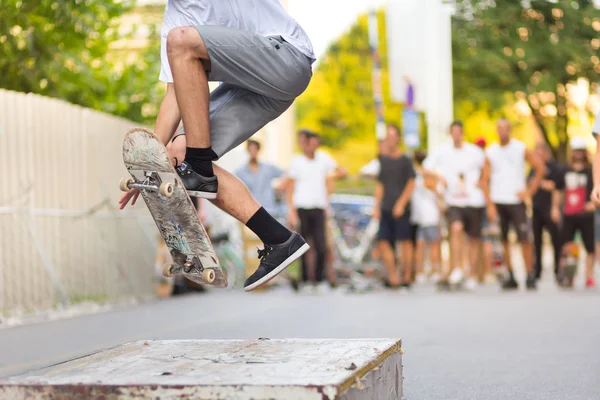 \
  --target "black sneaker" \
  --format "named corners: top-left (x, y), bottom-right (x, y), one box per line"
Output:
top-left (176, 161), bottom-right (218, 199)
top-left (244, 232), bottom-right (310, 292)
top-left (526, 274), bottom-right (537, 290)
top-left (502, 277), bottom-right (519, 290)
